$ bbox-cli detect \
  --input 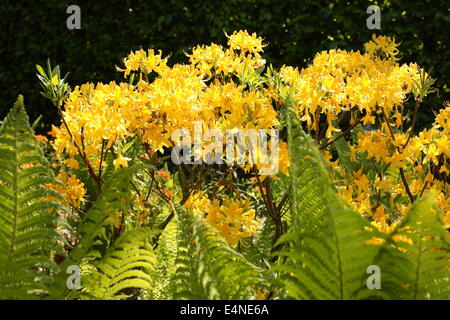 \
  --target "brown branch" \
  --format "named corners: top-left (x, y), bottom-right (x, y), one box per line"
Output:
top-left (403, 100), bottom-right (420, 149)
top-left (97, 139), bottom-right (107, 187)
top-left (254, 170), bottom-right (273, 221)
top-left (314, 109), bottom-right (320, 144)
top-left (56, 106), bottom-right (101, 193)
top-left (264, 177), bottom-right (278, 217)
top-left (319, 119), bottom-right (360, 150)
top-left (381, 108), bottom-right (415, 204)
top-left (419, 181), bottom-right (428, 198)
top-left (277, 190), bottom-right (290, 213)
top-left (400, 168), bottom-right (415, 203)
